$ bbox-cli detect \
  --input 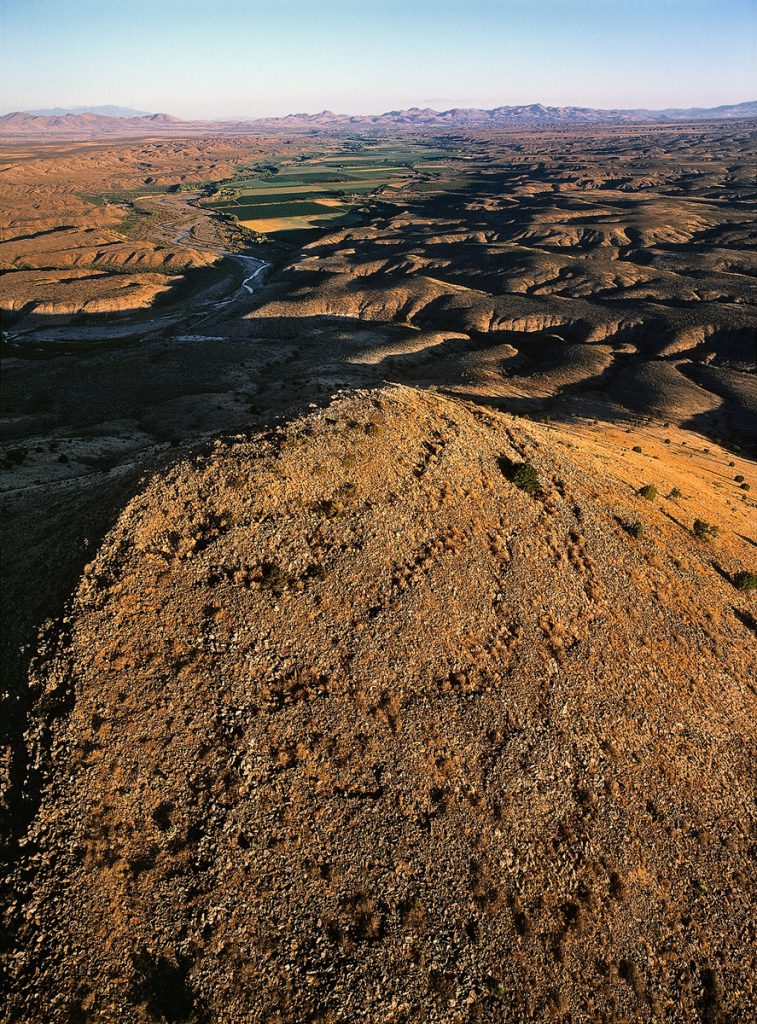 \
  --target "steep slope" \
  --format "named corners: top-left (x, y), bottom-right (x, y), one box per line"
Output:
top-left (8, 387), bottom-right (755, 1023)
